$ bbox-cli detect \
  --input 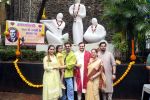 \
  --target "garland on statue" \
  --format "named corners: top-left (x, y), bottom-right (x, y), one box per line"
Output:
top-left (73, 3), bottom-right (80, 22)
top-left (56, 19), bottom-right (63, 29)
top-left (113, 61), bottom-right (135, 86)
top-left (13, 59), bottom-right (43, 88)
top-left (91, 25), bottom-right (97, 33)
